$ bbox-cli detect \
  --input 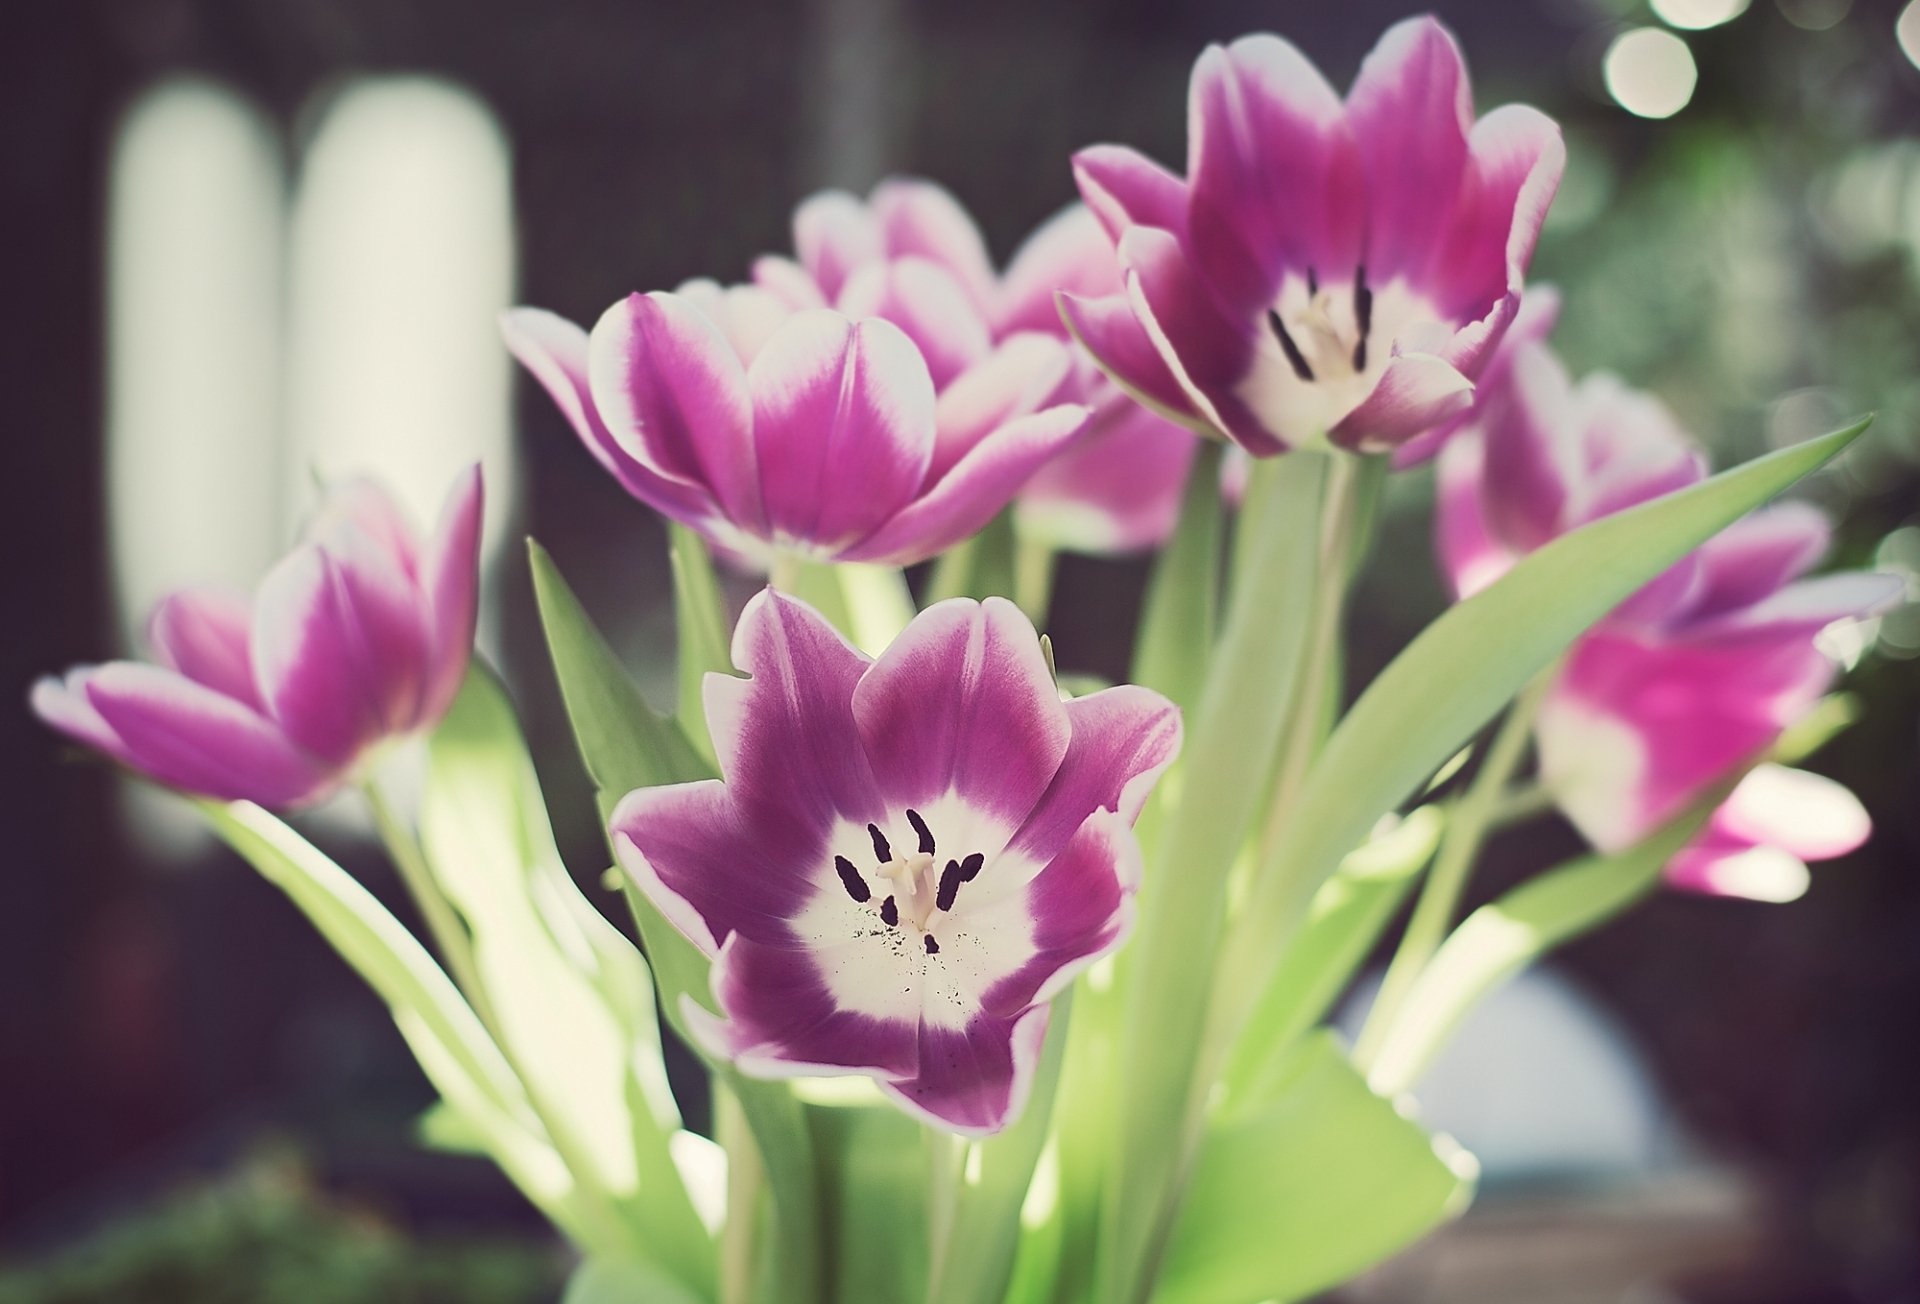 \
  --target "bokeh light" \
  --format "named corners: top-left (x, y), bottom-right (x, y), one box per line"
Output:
top-left (1899, 0), bottom-right (1920, 70)
top-left (1651, 0), bottom-right (1751, 30)
top-left (1777, 0), bottom-right (1852, 30)
top-left (1603, 28), bottom-right (1699, 119)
